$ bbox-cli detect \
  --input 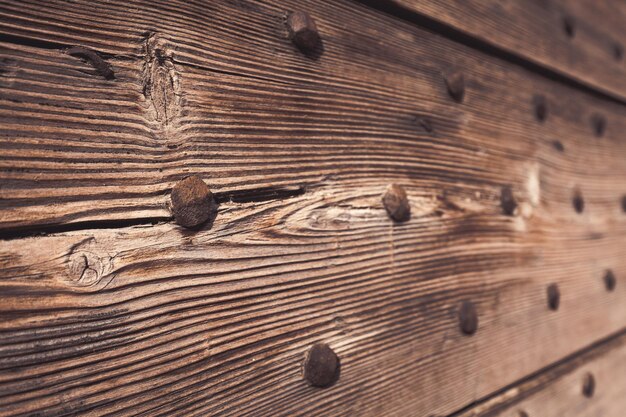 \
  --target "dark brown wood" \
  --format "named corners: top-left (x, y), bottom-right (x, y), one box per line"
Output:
top-left (457, 331), bottom-right (626, 417)
top-left (0, 1), bottom-right (625, 416)
top-left (385, 0), bottom-right (626, 102)
top-left (0, 0), bottom-right (625, 231)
